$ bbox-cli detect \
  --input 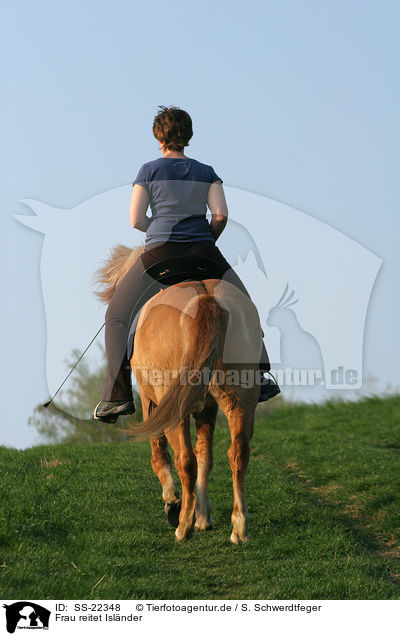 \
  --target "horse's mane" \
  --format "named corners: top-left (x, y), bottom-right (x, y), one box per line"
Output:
top-left (94, 244), bottom-right (145, 304)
